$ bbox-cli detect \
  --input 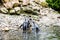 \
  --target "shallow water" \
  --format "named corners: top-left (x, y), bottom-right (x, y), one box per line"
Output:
top-left (0, 26), bottom-right (60, 40)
